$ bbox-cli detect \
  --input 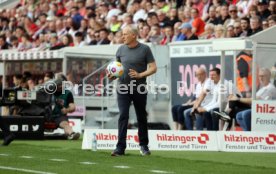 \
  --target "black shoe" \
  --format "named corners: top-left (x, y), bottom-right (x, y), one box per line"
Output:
top-left (213, 111), bottom-right (231, 121)
top-left (67, 132), bottom-right (80, 140)
top-left (2, 133), bottom-right (15, 146)
top-left (140, 146), bottom-right (151, 156)
top-left (111, 148), bottom-right (125, 156)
